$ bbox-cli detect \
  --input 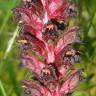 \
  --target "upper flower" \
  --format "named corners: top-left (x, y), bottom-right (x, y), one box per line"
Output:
top-left (13, 0), bottom-right (77, 40)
